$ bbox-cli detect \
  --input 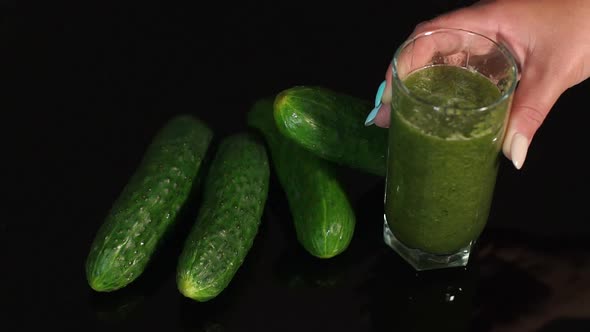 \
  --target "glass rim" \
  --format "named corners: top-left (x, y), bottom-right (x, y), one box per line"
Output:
top-left (391, 27), bottom-right (519, 113)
